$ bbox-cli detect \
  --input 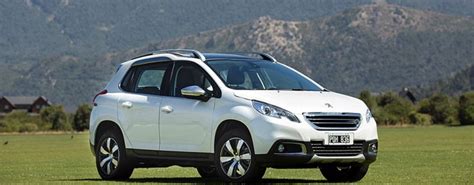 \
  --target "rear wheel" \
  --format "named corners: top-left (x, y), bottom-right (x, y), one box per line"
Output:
top-left (214, 129), bottom-right (266, 182)
top-left (319, 163), bottom-right (369, 182)
top-left (95, 130), bottom-right (134, 180)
